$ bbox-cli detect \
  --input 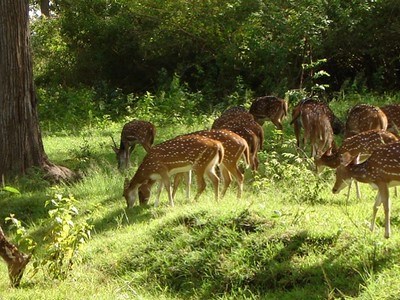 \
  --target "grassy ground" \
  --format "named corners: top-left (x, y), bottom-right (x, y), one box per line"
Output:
top-left (2, 96), bottom-right (400, 299)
